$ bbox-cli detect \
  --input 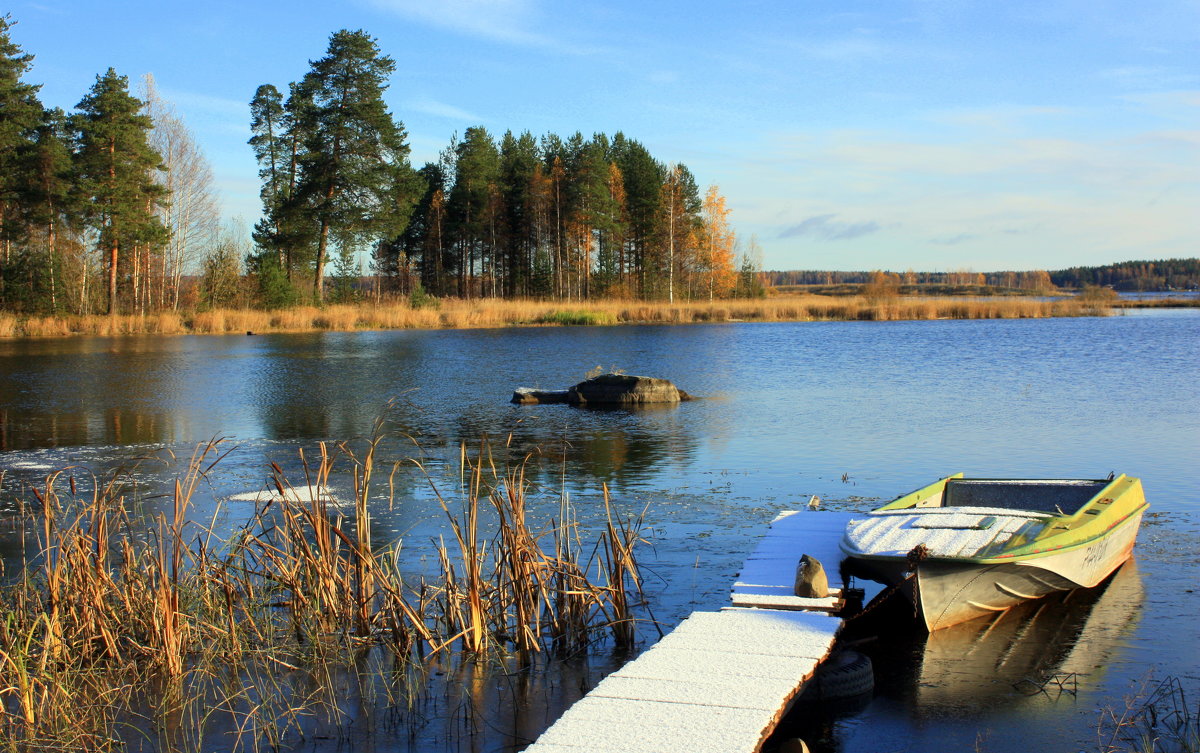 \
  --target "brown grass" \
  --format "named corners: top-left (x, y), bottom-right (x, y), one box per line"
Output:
top-left (0, 294), bottom-right (1114, 339)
